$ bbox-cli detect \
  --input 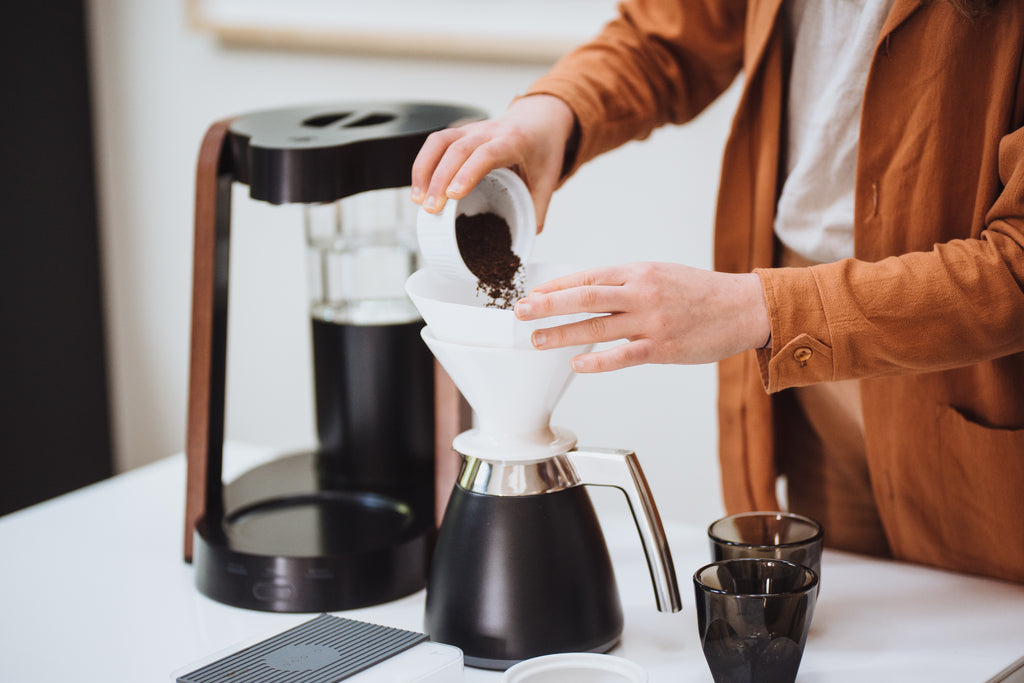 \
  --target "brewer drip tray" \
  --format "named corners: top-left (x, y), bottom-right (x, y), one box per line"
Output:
top-left (192, 451), bottom-right (434, 613)
top-left (225, 490), bottom-right (416, 557)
